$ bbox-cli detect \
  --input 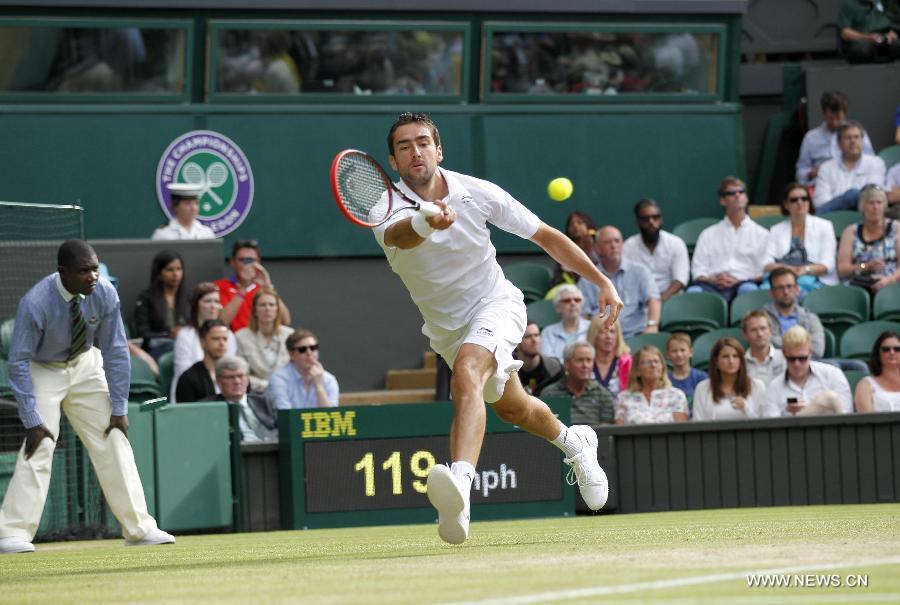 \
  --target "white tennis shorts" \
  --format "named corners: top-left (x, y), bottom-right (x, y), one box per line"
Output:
top-left (423, 292), bottom-right (526, 404)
